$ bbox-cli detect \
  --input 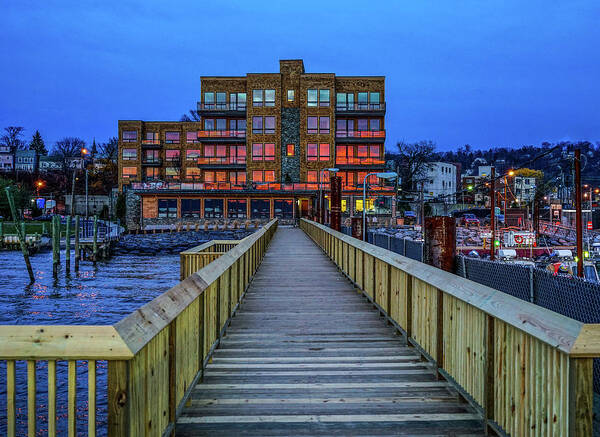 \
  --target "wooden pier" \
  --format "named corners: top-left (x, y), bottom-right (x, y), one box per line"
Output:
top-left (1, 218), bottom-right (599, 436)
